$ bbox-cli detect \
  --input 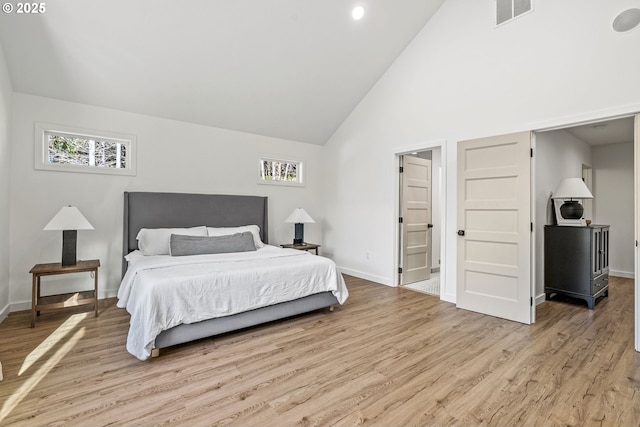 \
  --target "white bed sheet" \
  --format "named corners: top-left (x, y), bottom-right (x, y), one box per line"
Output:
top-left (117, 245), bottom-right (348, 360)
